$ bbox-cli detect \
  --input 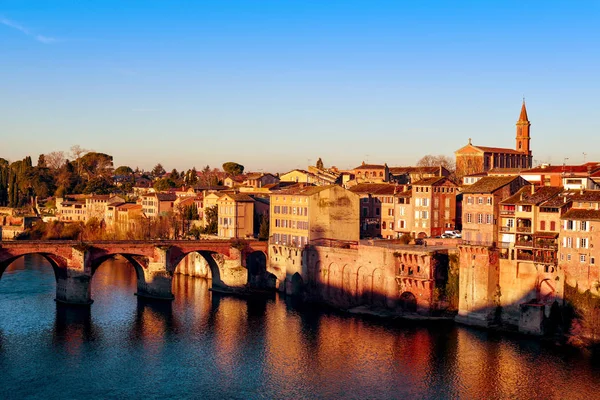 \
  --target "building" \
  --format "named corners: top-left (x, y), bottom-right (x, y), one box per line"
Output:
top-left (518, 163), bottom-right (600, 188)
top-left (279, 169), bottom-right (339, 186)
top-left (217, 193), bottom-right (255, 238)
top-left (350, 162), bottom-right (390, 184)
top-left (393, 187), bottom-right (413, 237)
top-left (389, 166), bottom-right (450, 185)
top-left (349, 183), bottom-right (401, 239)
top-left (559, 191), bottom-right (600, 293)
top-left (461, 176), bottom-right (528, 246)
top-left (455, 102), bottom-right (533, 178)
top-left (498, 186), bottom-right (563, 262)
top-left (270, 185), bottom-right (359, 247)
top-left (243, 173), bottom-right (280, 188)
top-left (411, 177), bottom-right (458, 238)
top-left (140, 193), bottom-right (177, 218)
top-left (115, 203), bottom-right (144, 234)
